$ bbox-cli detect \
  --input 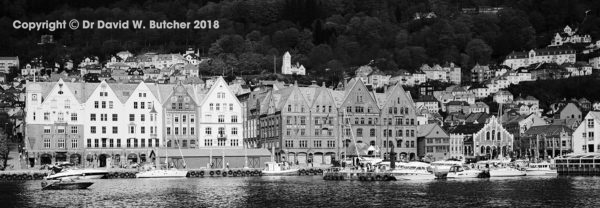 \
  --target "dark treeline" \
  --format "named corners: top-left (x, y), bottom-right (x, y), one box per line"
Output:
top-left (1, 0), bottom-right (600, 82)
